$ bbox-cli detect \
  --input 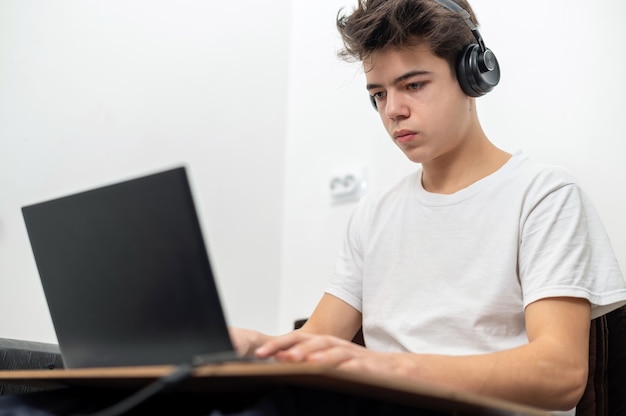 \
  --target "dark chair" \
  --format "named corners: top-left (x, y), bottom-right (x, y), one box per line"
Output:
top-left (577, 304), bottom-right (626, 416)
top-left (0, 338), bottom-right (64, 395)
